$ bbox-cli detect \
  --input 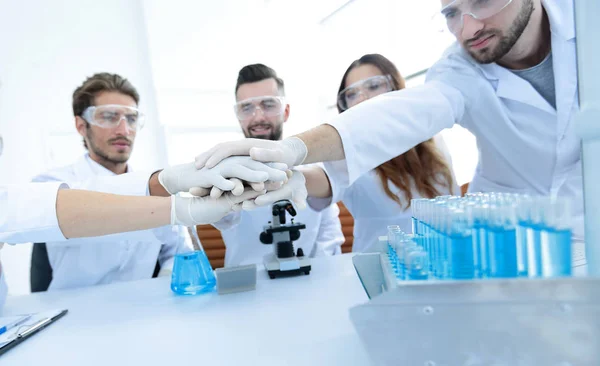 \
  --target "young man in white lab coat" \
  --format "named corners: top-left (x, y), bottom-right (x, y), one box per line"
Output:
top-left (197, 0), bottom-right (585, 237)
top-left (0, 129), bottom-right (277, 310)
top-left (31, 73), bottom-right (190, 290)
top-left (213, 64), bottom-right (345, 266)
